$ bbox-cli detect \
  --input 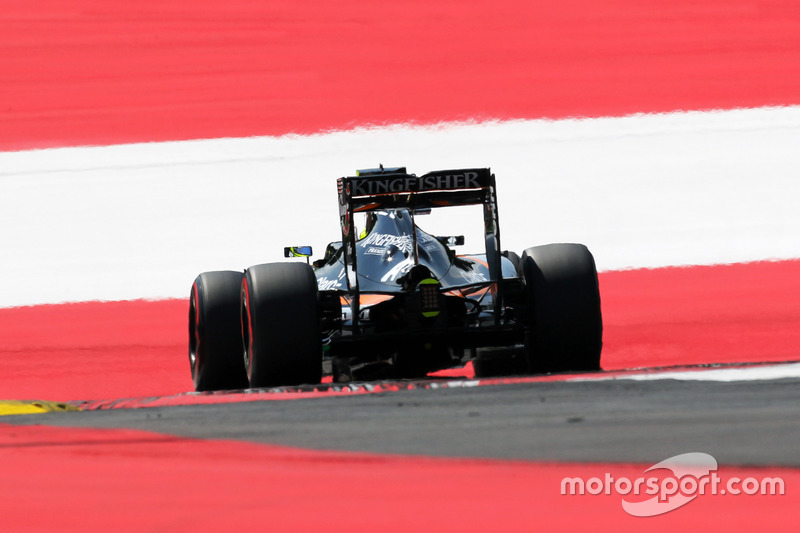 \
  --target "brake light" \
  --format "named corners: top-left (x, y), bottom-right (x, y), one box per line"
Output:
top-left (418, 278), bottom-right (441, 318)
